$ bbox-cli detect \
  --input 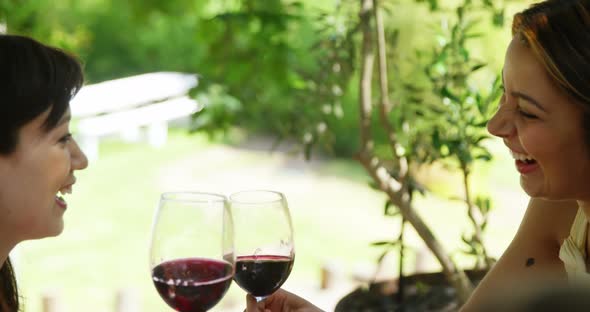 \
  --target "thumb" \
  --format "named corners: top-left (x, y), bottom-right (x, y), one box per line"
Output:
top-left (246, 294), bottom-right (262, 311)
